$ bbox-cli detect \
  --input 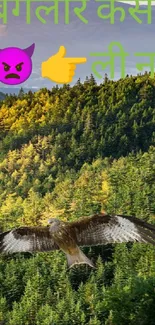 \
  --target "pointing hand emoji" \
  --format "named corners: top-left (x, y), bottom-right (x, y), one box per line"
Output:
top-left (41, 45), bottom-right (87, 84)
